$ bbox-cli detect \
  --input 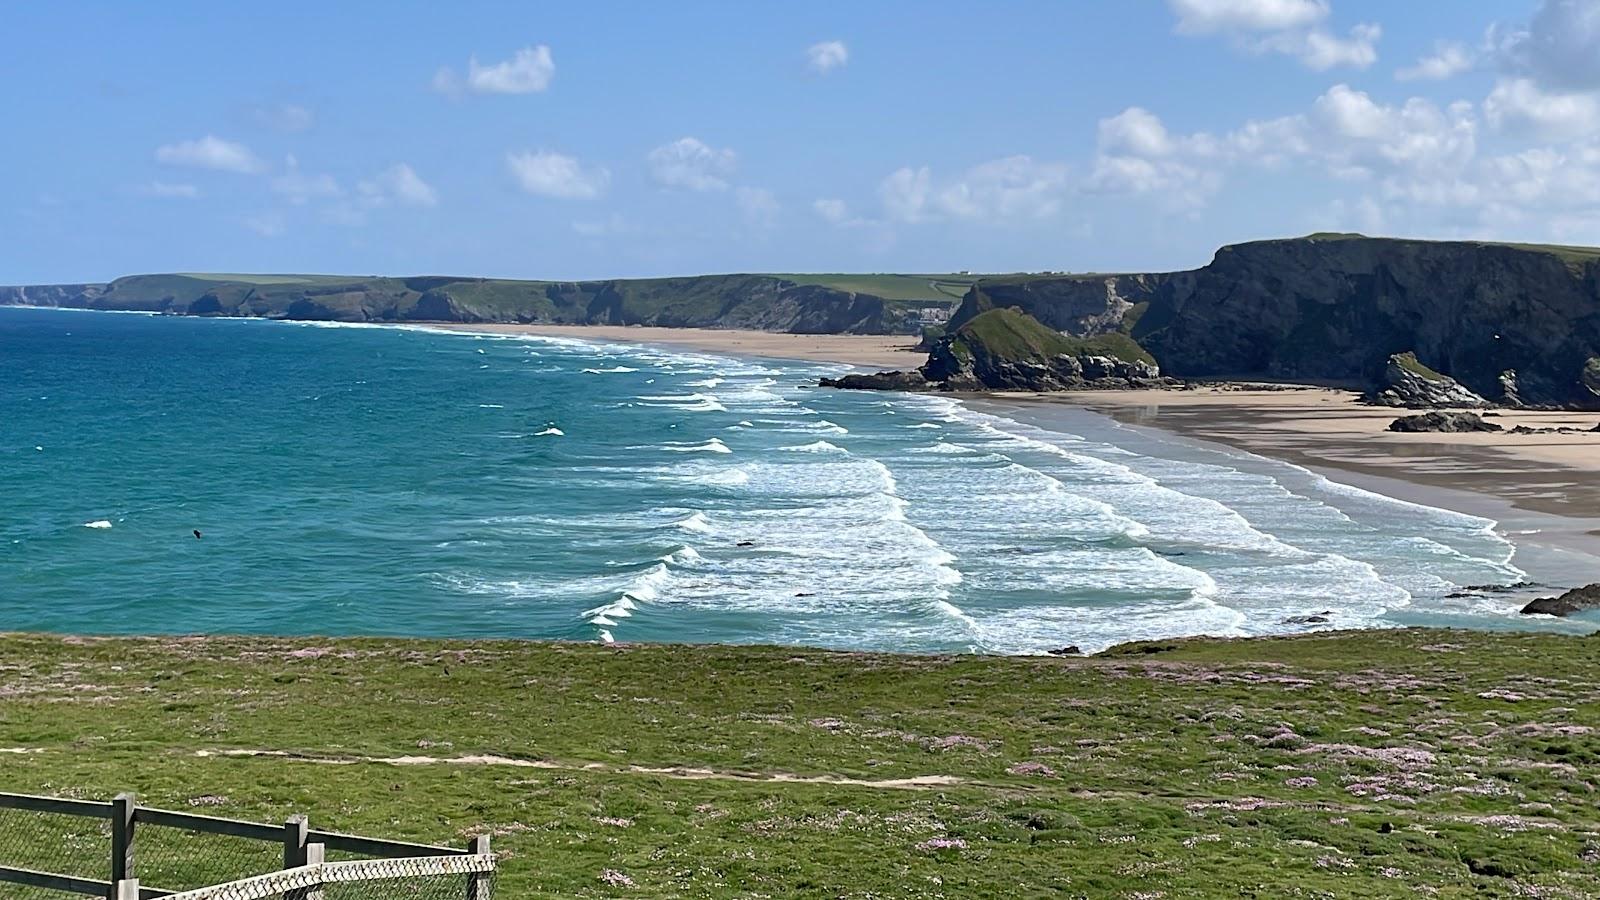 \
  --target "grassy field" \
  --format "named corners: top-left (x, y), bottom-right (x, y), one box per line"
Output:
top-left (2, 629), bottom-right (1598, 897)
top-left (767, 274), bottom-right (978, 302)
